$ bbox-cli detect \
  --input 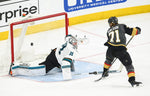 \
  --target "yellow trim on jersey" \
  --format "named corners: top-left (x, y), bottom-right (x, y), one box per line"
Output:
top-left (131, 28), bottom-right (138, 36)
top-left (108, 42), bottom-right (126, 47)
